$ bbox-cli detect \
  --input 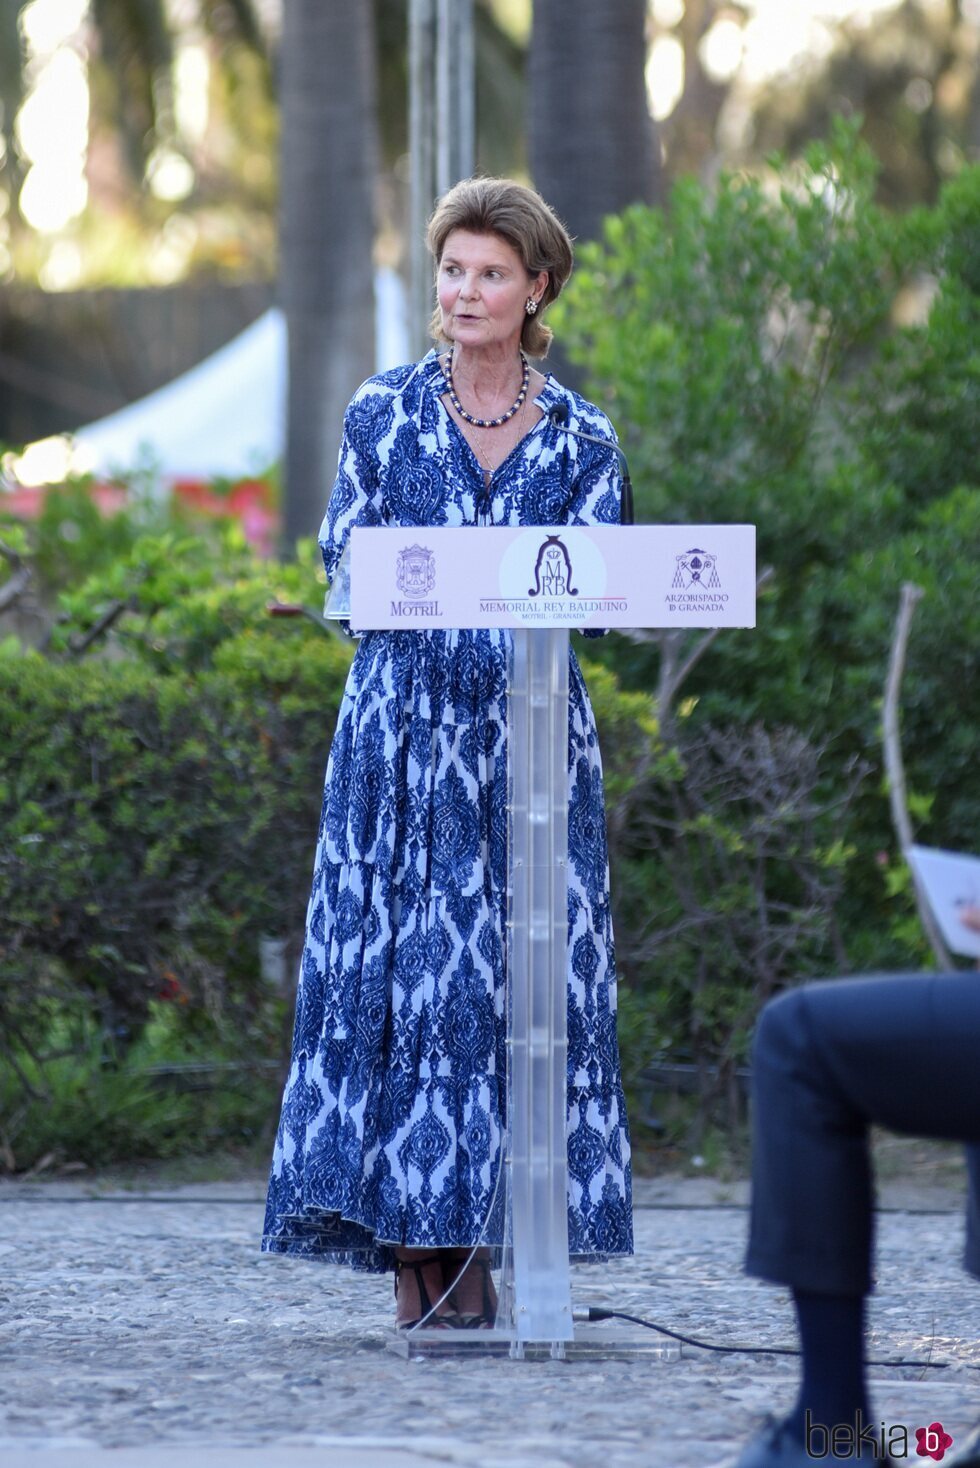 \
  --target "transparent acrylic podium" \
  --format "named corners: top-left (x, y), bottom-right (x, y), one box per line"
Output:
top-left (324, 524), bottom-right (764, 1361)
top-left (392, 626), bottom-right (677, 1360)
top-left (501, 627), bottom-right (574, 1349)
